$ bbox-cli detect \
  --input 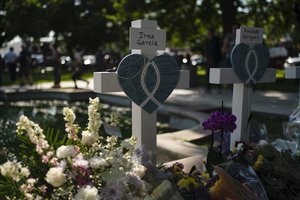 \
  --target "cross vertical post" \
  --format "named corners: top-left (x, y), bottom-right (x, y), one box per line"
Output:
top-left (231, 28), bottom-right (253, 148)
top-left (130, 20), bottom-right (160, 163)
